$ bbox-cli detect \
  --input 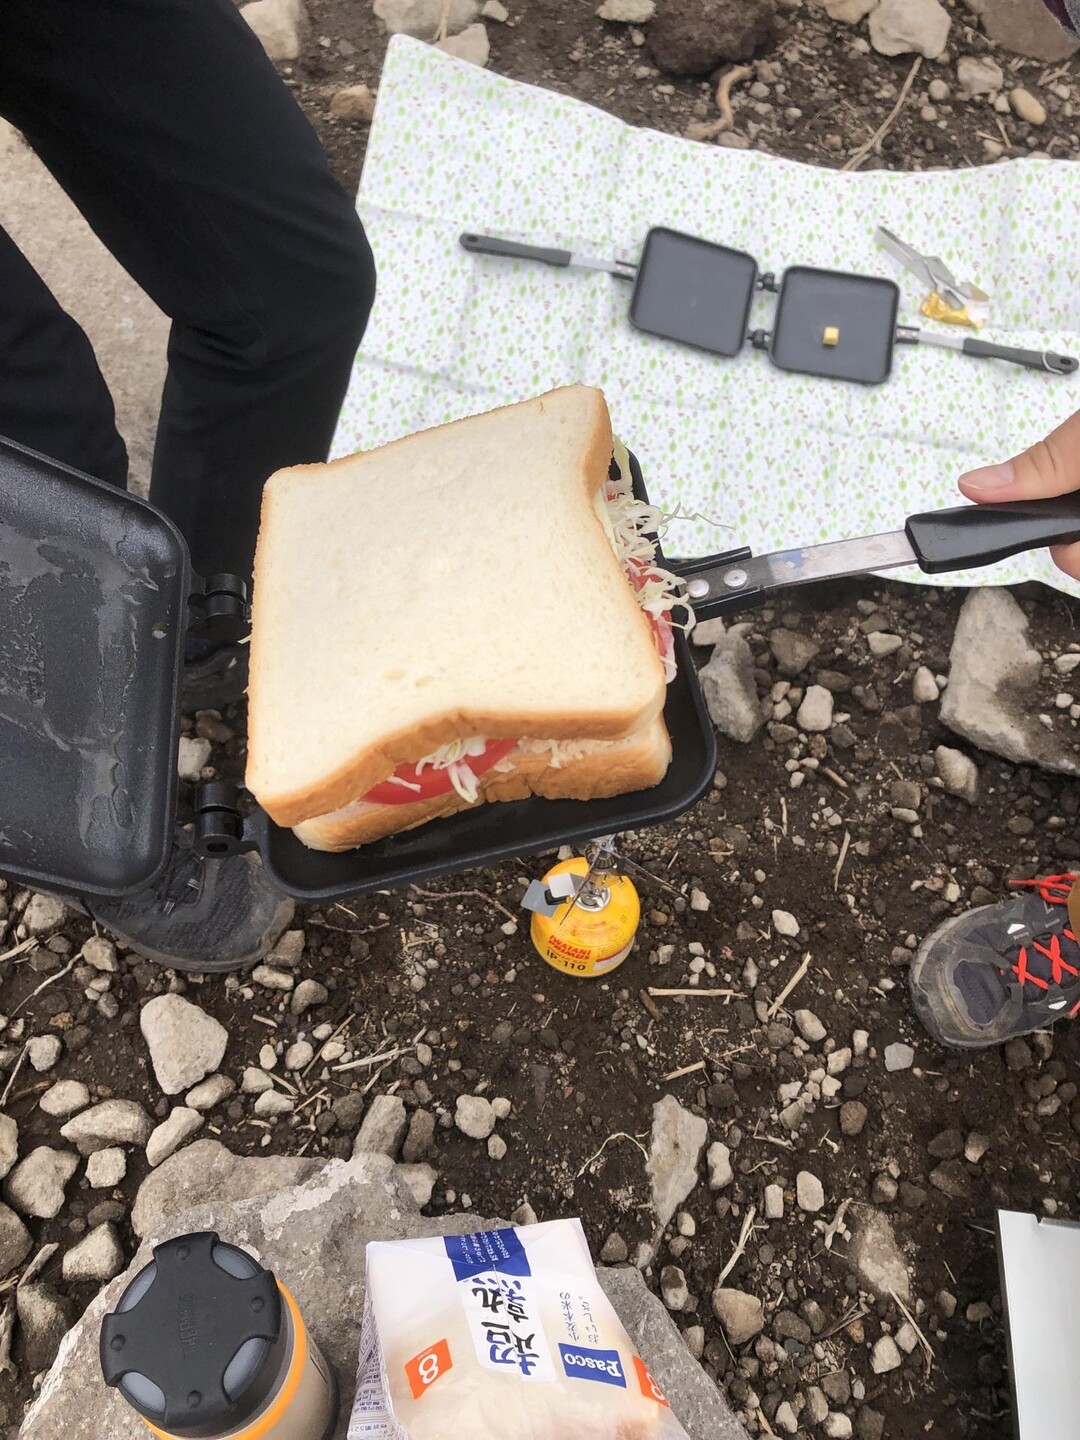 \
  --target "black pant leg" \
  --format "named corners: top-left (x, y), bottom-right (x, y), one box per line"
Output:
top-left (0, 224), bottom-right (128, 487)
top-left (0, 0), bottom-right (375, 581)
